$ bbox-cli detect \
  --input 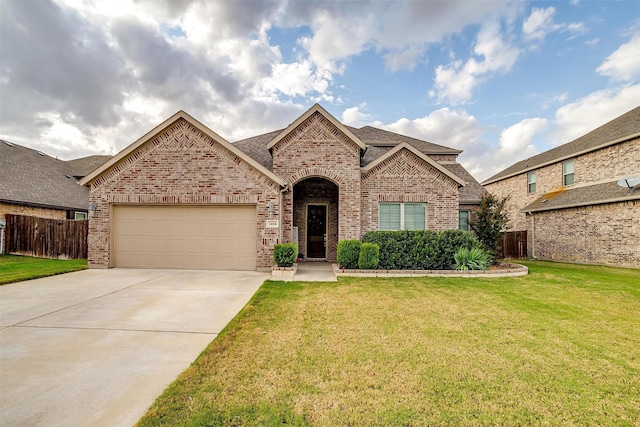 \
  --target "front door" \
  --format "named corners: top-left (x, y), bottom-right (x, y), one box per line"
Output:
top-left (307, 205), bottom-right (326, 258)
